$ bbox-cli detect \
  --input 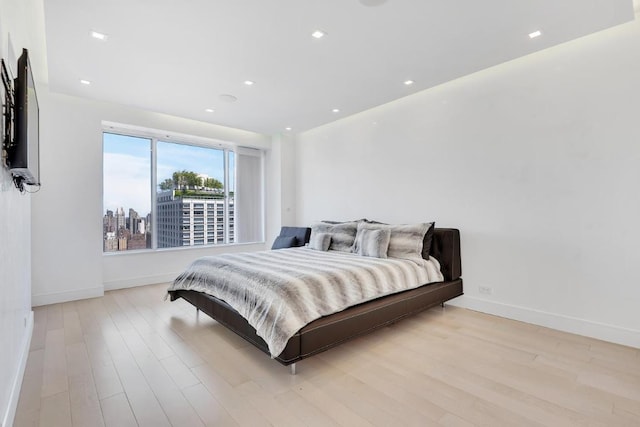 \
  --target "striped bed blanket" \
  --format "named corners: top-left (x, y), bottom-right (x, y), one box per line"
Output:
top-left (168, 247), bottom-right (444, 357)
